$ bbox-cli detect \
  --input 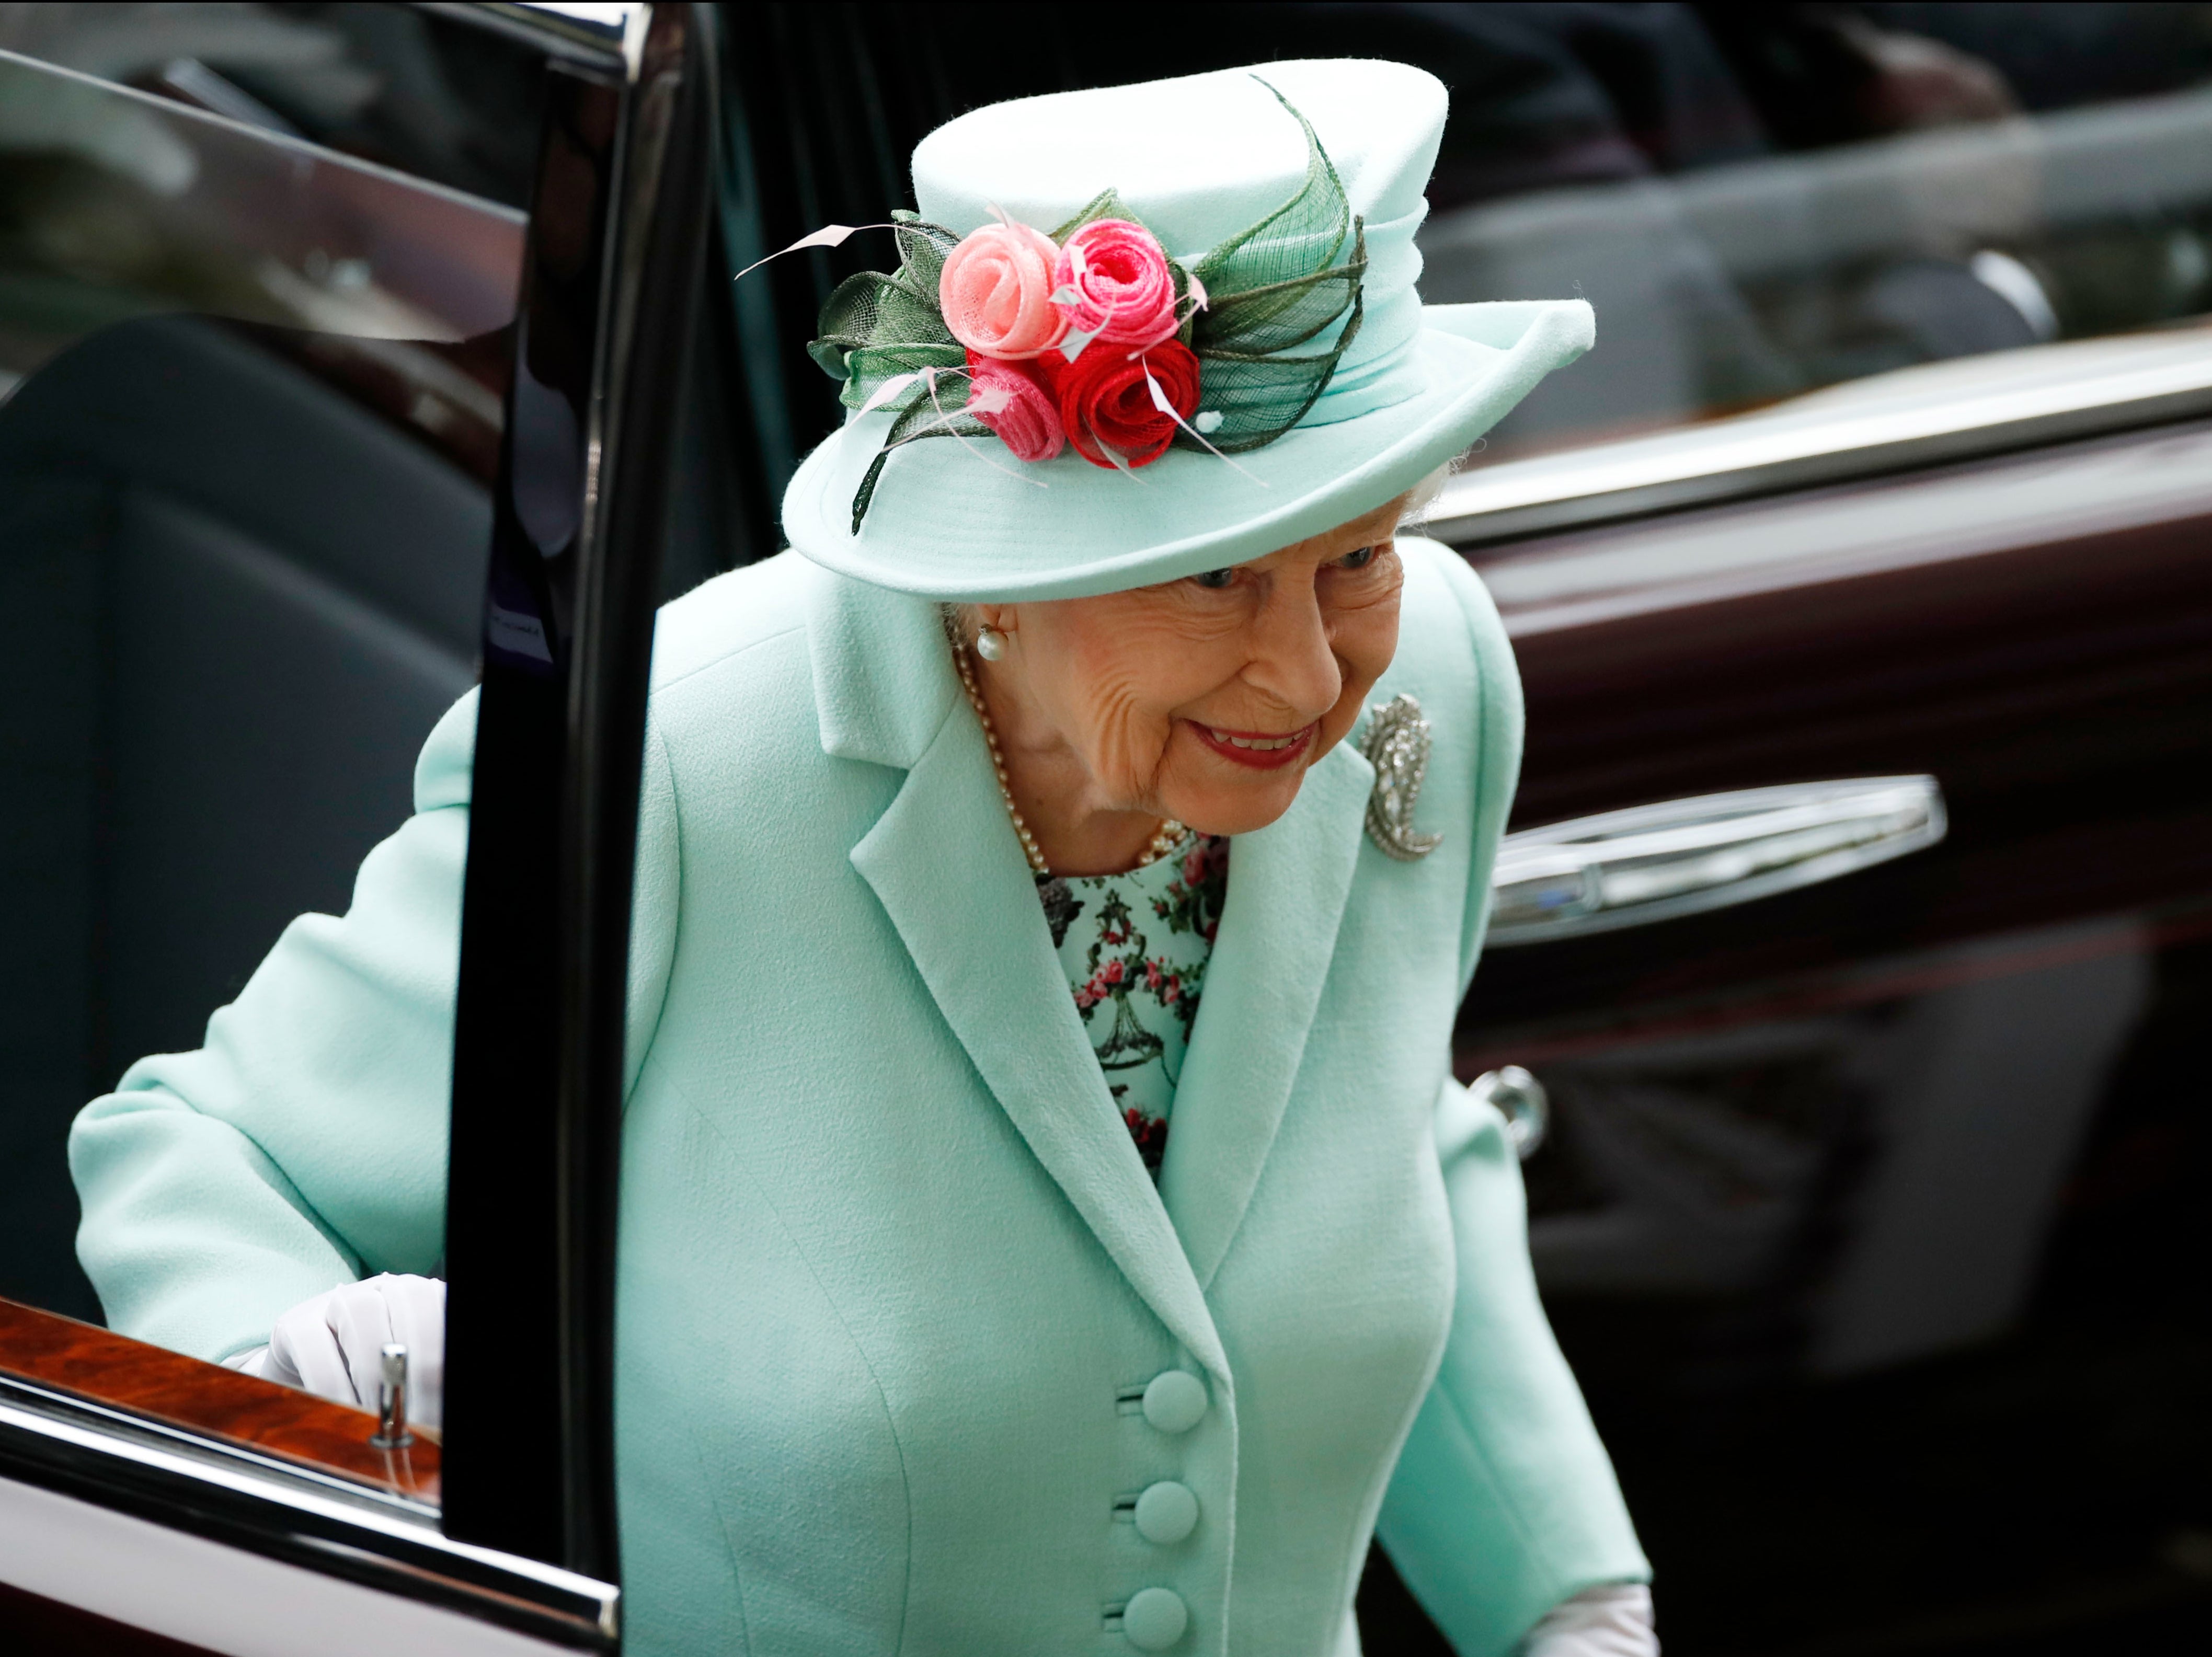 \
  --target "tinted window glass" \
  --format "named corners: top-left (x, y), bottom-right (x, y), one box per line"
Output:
top-left (0, 45), bottom-right (523, 1320)
top-left (716, 0), bottom-right (2212, 497)
top-left (0, 2), bottom-right (546, 206)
